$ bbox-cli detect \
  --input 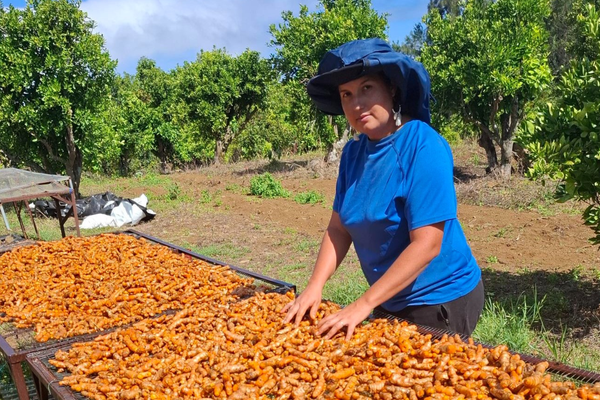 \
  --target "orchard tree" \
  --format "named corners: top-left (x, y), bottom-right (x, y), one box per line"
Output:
top-left (174, 49), bottom-right (273, 164)
top-left (395, 1), bottom-right (462, 60)
top-left (0, 0), bottom-right (116, 196)
top-left (547, 0), bottom-right (575, 75)
top-left (421, 0), bottom-right (552, 177)
top-left (523, 3), bottom-right (600, 244)
top-left (269, 0), bottom-right (388, 161)
top-left (428, 0), bottom-right (463, 18)
top-left (134, 58), bottom-right (183, 172)
top-left (394, 23), bottom-right (427, 58)
top-left (228, 82), bottom-right (298, 161)
top-left (107, 74), bottom-right (156, 176)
